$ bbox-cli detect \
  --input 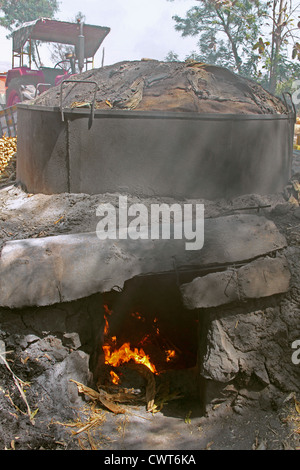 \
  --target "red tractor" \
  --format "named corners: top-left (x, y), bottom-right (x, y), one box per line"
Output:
top-left (5, 18), bottom-right (110, 107)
